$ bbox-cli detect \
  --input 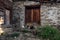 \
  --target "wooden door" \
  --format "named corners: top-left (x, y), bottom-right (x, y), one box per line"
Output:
top-left (25, 5), bottom-right (40, 25)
